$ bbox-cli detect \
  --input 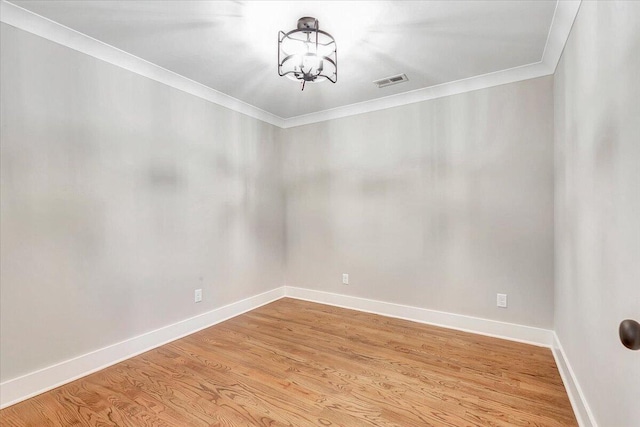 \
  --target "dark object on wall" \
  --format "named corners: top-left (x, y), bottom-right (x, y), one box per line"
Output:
top-left (619, 319), bottom-right (640, 350)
